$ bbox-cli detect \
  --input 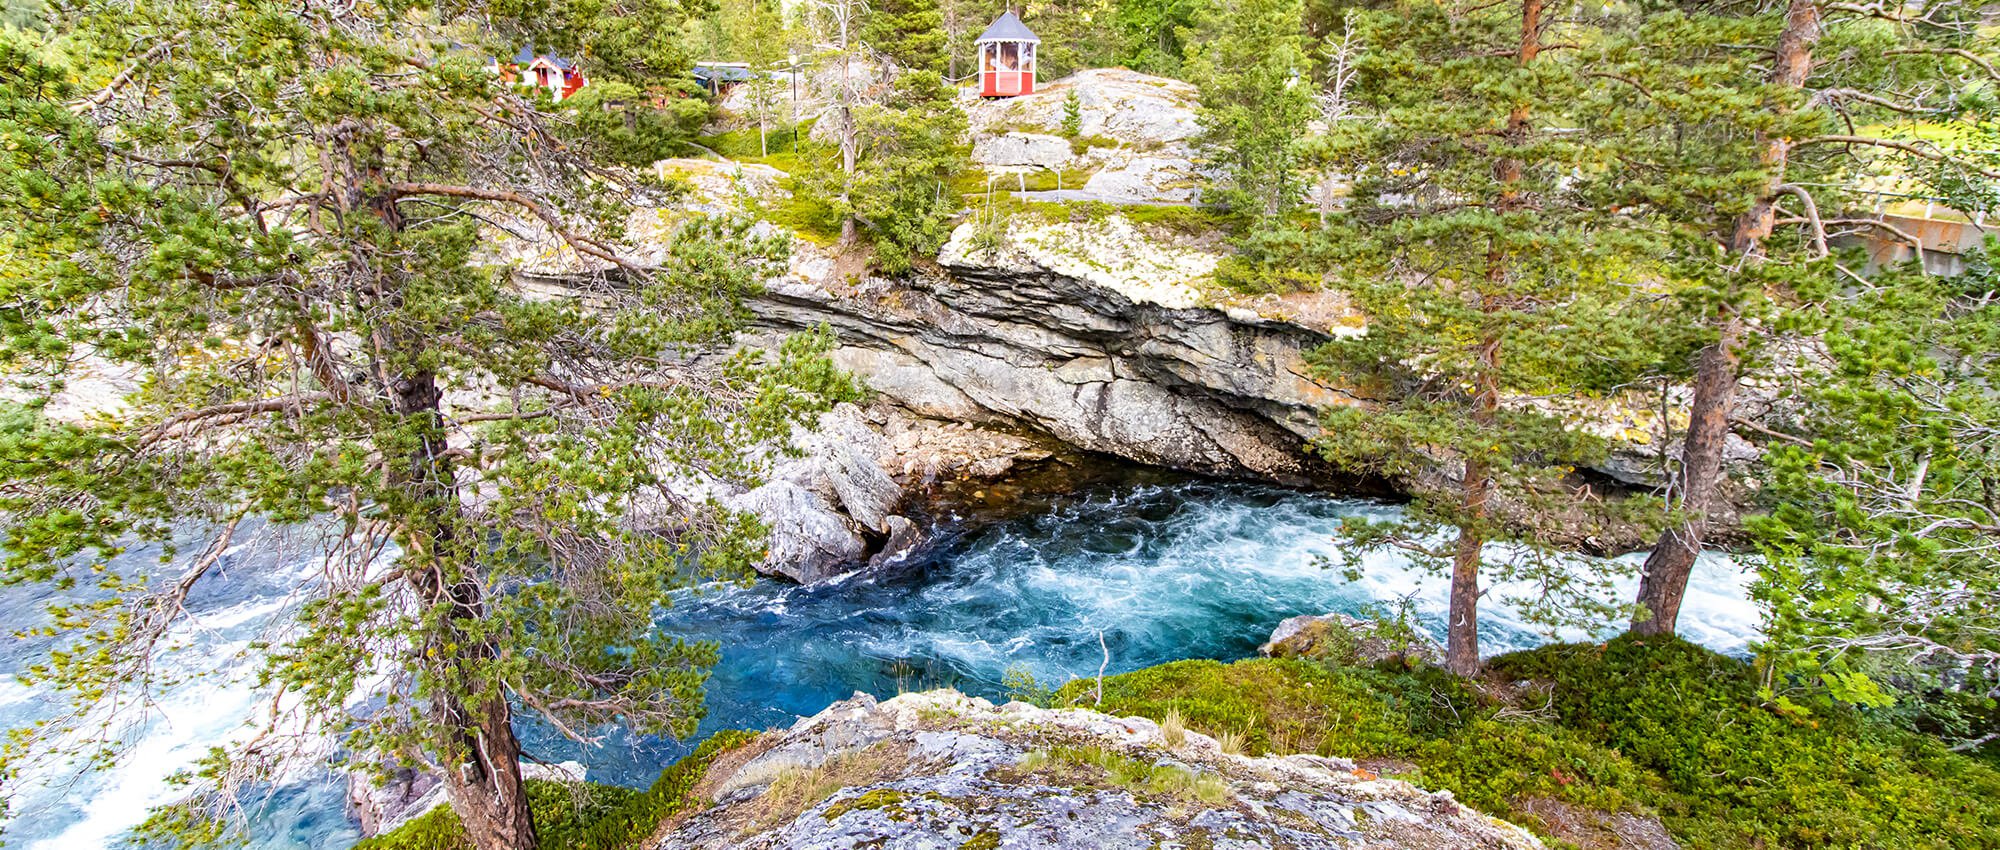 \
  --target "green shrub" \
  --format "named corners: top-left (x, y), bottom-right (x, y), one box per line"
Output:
top-left (1058, 639), bottom-right (2000, 849)
top-left (1052, 658), bottom-right (1474, 758)
top-left (1489, 635), bottom-right (2000, 849)
top-left (354, 729), bottom-right (759, 850)
top-left (1414, 719), bottom-right (1653, 818)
